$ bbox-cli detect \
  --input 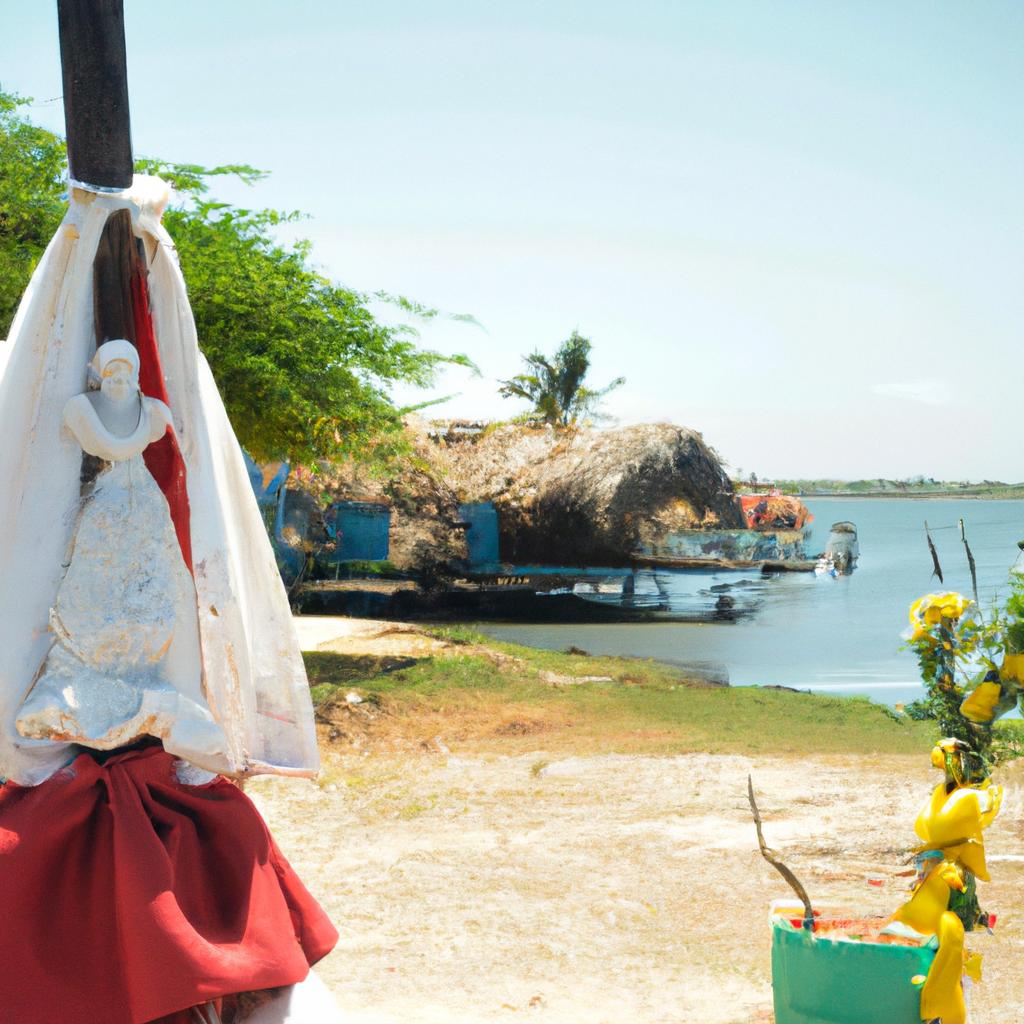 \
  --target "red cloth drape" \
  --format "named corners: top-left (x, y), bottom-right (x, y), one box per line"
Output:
top-left (130, 267), bottom-right (194, 572)
top-left (0, 747), bottom-right (338, 1024)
